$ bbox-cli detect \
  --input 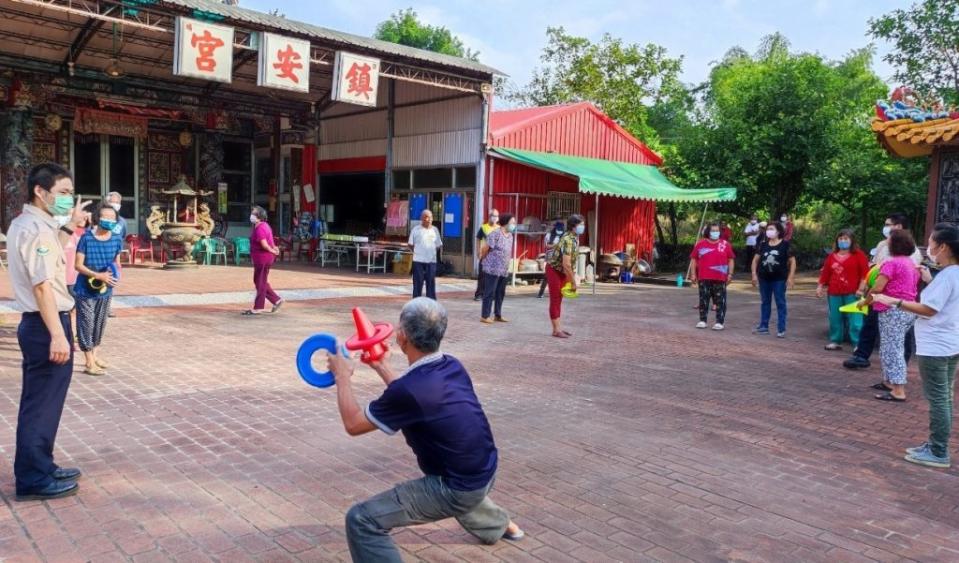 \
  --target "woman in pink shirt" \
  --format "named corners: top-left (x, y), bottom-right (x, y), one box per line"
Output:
top-left (243, 206), bottom-right (283, 316)
top-left (869, 229), bottom-right (920, 401)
